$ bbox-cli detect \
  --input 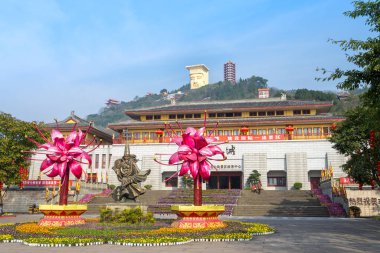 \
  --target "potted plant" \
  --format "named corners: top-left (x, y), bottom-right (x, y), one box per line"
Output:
top-left (293, 182), bottom-right (302, 190)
